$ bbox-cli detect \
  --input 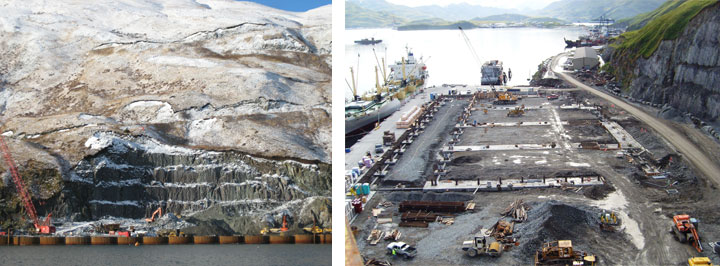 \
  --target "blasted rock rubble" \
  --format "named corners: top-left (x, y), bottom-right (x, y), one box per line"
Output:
top-left (0, 0), bottom-right (330, 234)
